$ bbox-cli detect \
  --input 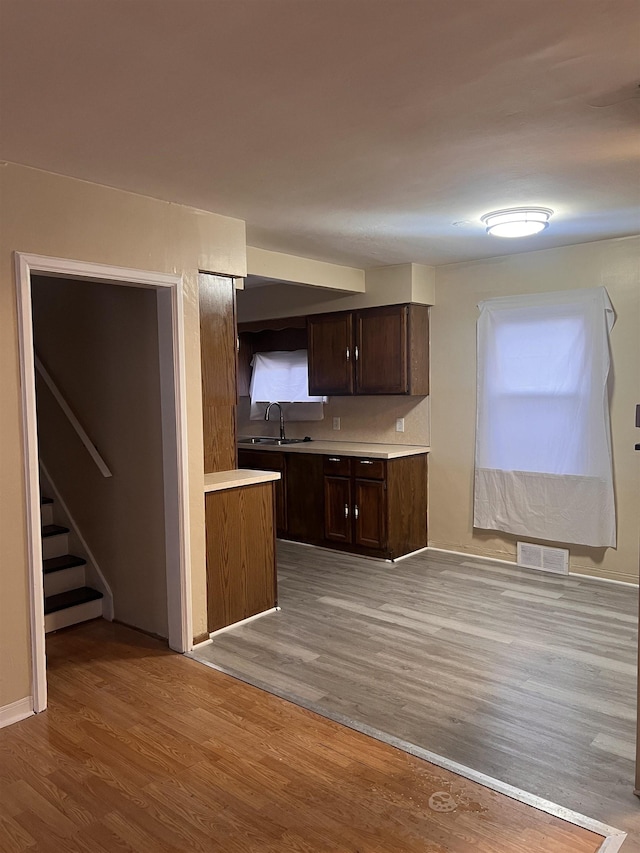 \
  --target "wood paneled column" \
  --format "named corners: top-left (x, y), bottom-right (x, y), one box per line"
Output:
top-left (199, 273), bottom-right (237, 473)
